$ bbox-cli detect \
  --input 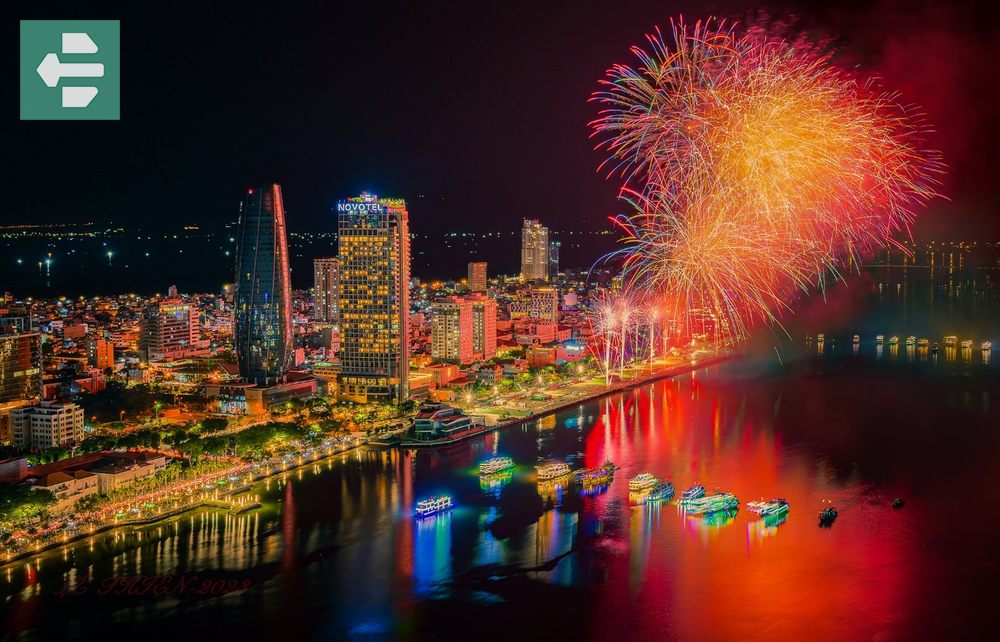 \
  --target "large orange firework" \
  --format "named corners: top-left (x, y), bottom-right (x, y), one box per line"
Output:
top-left (591, 18), bottom-right (942, 341)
